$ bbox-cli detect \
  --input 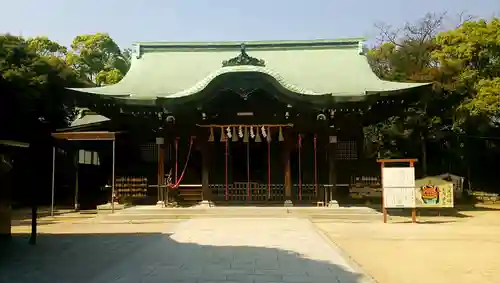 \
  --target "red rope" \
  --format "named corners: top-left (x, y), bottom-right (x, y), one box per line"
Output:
top-left (225, 139), bottom-right (228, 201)
top-left (298, 134), bottom-right (302, 201)
top-left (314, 134), bottom-right (318, 195)
top-left (267, 139), bottom-right (271, 200)
top-left (167, 137), bottom-right (194, 189)
top-left (174, 138), bottom-right (179, 183)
